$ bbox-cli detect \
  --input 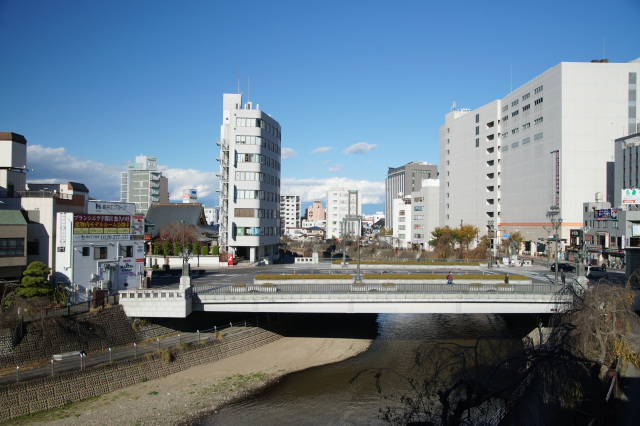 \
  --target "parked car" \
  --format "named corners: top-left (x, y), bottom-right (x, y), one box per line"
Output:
top-left (550, 263), bottom-right (576, 272)
top-left (586, 266), bottom-right (608, 280)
